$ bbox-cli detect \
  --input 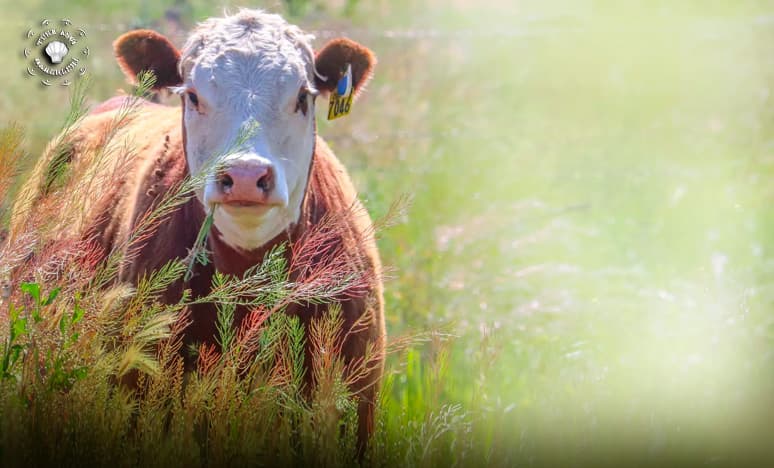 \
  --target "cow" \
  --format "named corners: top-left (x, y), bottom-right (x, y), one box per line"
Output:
top-left (9, 9), bottom-right (384, 453)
